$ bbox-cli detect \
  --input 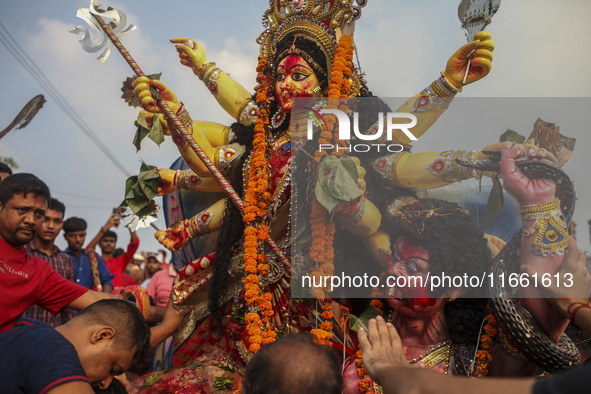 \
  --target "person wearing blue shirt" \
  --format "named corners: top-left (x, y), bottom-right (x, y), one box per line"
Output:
top-left (0, 299), bottom-right (152, 393)
top-left (63, 217), bottom-right (115, 293)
